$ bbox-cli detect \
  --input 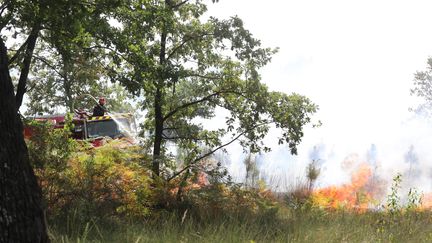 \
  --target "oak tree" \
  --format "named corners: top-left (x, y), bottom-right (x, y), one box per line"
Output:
top-left (103, 0), bottom-right (318, 178)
